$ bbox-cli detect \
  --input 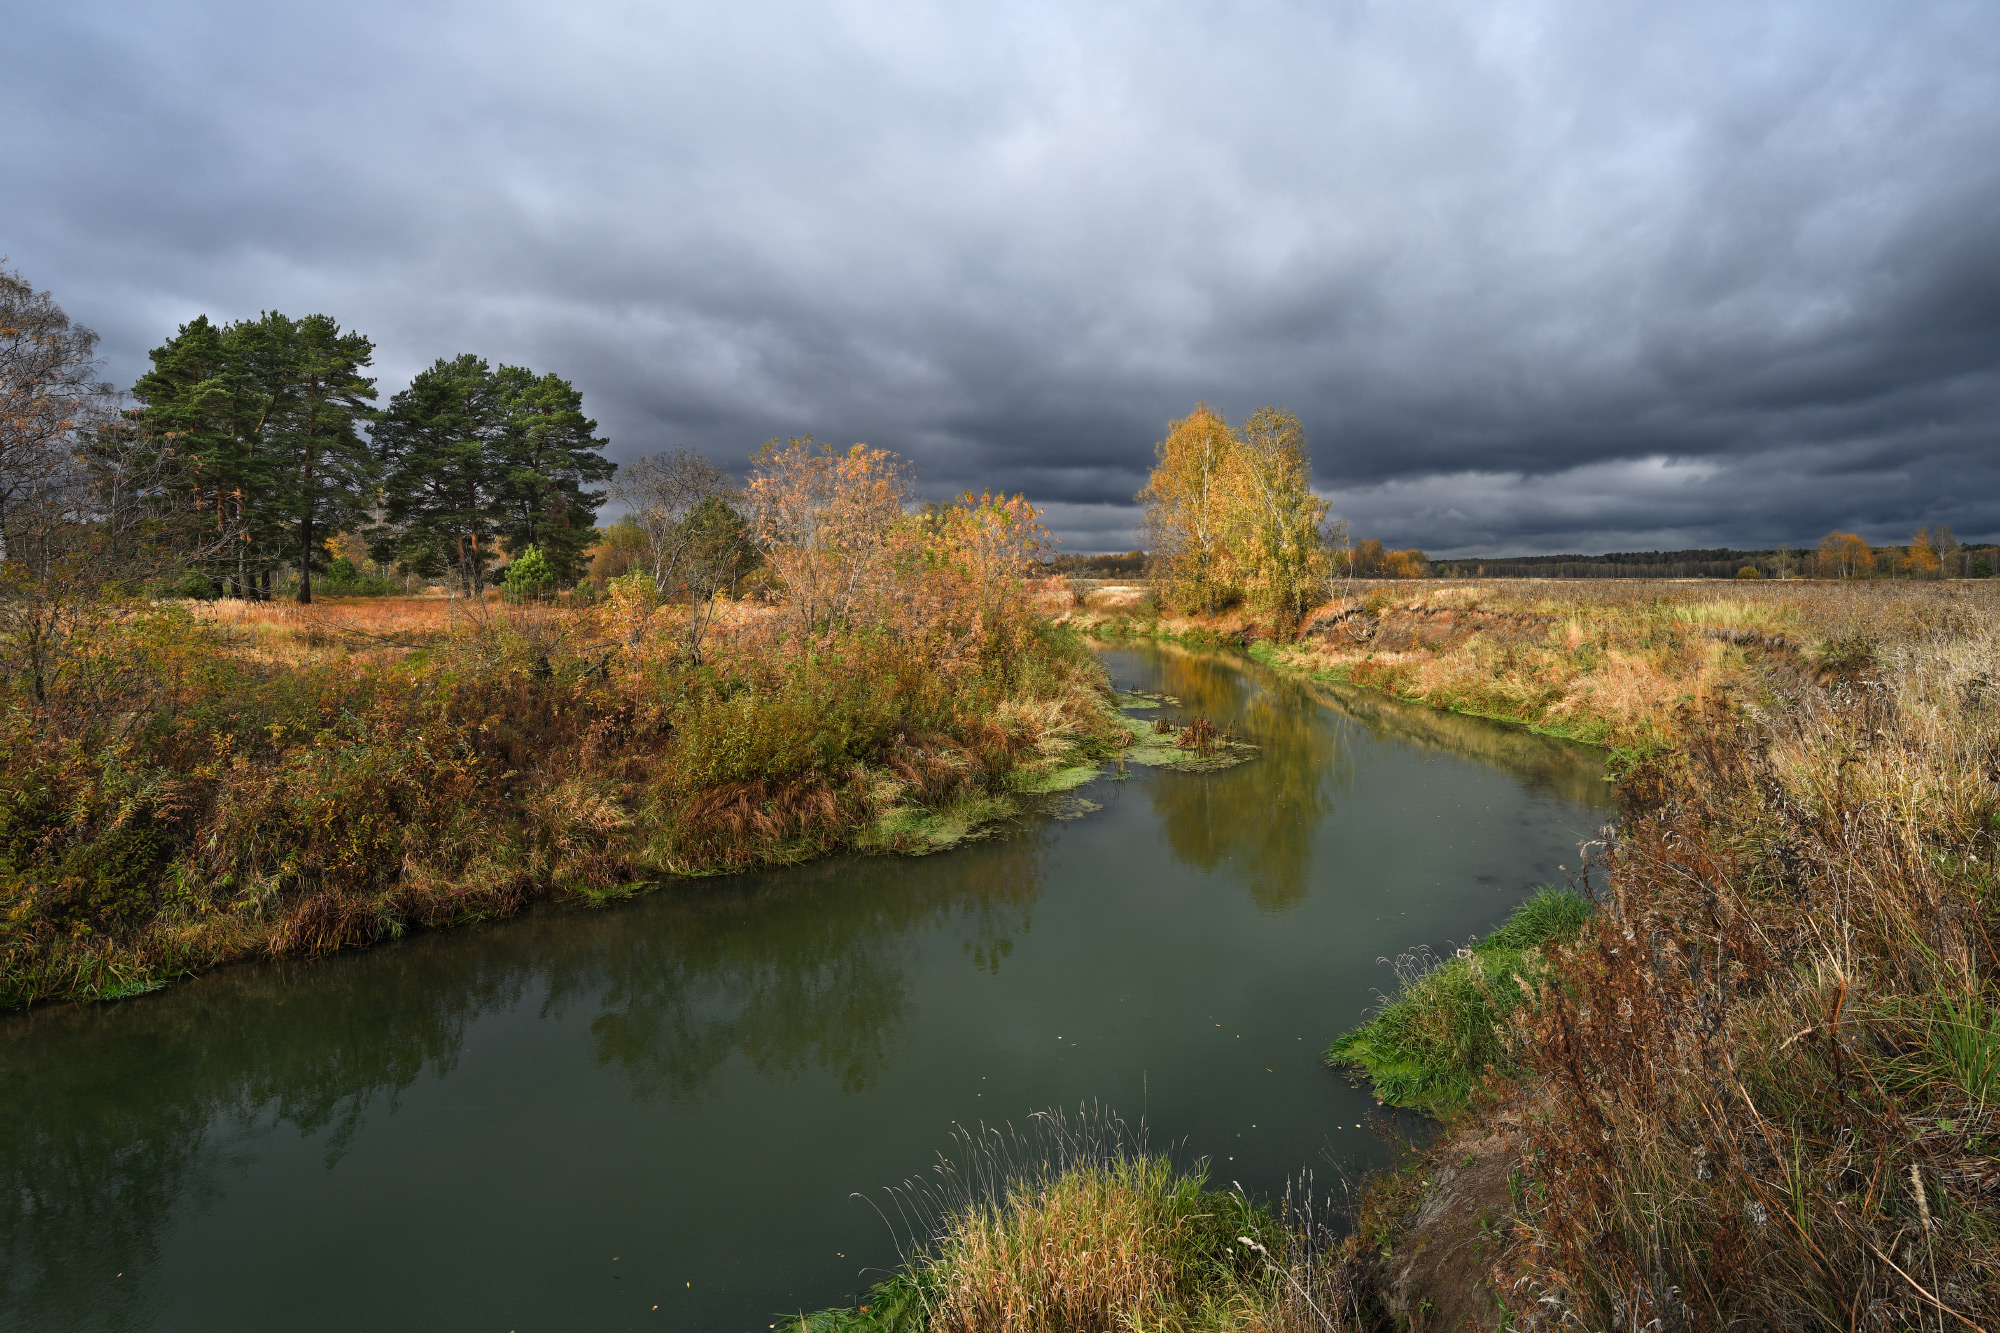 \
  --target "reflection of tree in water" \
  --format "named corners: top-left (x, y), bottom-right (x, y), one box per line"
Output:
top-left (1136, 646), bottom-right (1346, 911)
top-left (0, 949), bottom-right (524, 1332)
top-left (556, 832), bottom-right (1047, 1099)
top-left (1116, 642), bottom-right (1609, 911)
top-left (0, 829), bottom-right (1046, 1329)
